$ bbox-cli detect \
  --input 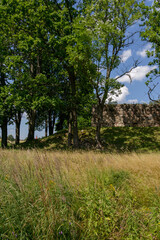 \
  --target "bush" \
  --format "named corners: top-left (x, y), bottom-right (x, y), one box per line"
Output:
top-left (8, 134), bottom-right (15, 142)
